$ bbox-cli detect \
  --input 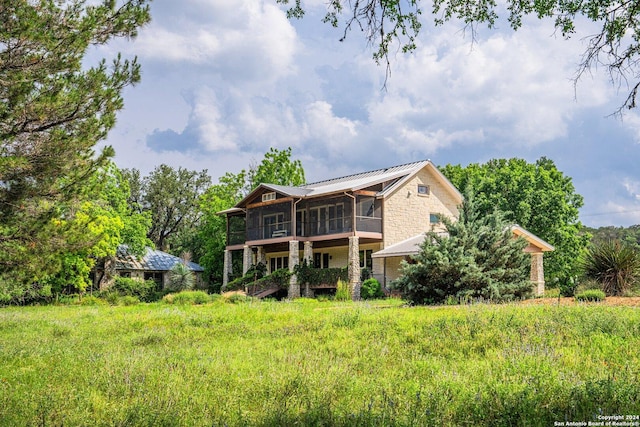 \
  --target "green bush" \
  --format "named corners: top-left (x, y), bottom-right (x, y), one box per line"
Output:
top-left (163, 291), bottom-right (211, 305)
top-left (77, 295), bottom-right (105, 306)
top-left (360, 278), bottom-right (384, 299)
top-left (557, 275), bottom-right (579, 297)
top-left (119, 296), bottom-right (140, 306)
top-left (575, 289), bottom-right (606, 302)
top-left (335, 279), bottom-right (351, 301)
top-left (225, 293), bottom-right (252, 304)
top-left (111, 277), bottom-right (157, 302)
